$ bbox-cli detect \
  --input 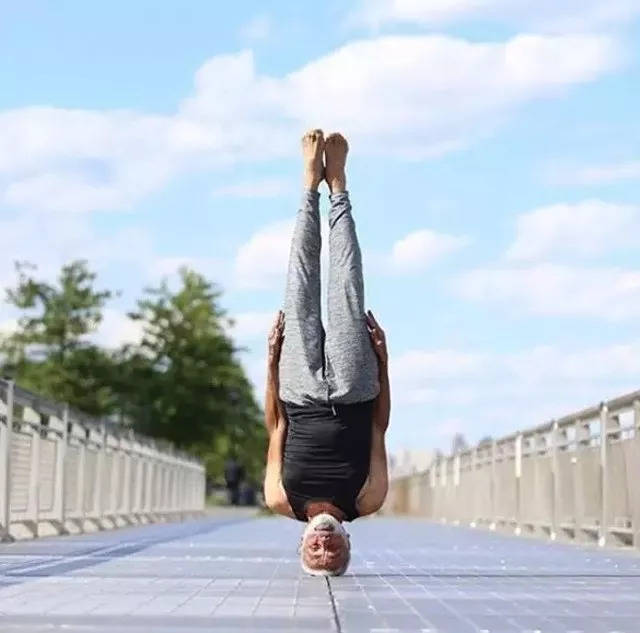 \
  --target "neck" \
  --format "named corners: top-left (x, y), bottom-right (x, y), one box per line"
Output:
top-left (305, 502), bottom-right (345, 522)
